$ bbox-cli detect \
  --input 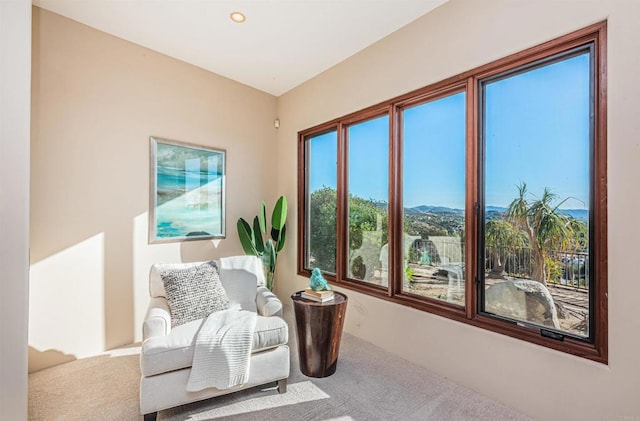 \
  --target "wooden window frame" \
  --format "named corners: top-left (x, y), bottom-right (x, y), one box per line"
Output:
top-left (299, 126), bottom-right (340, 275)
top-left (342, 111), bottom-right (391, 289)
top-left (297, 22), bottom-right (607, 363)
